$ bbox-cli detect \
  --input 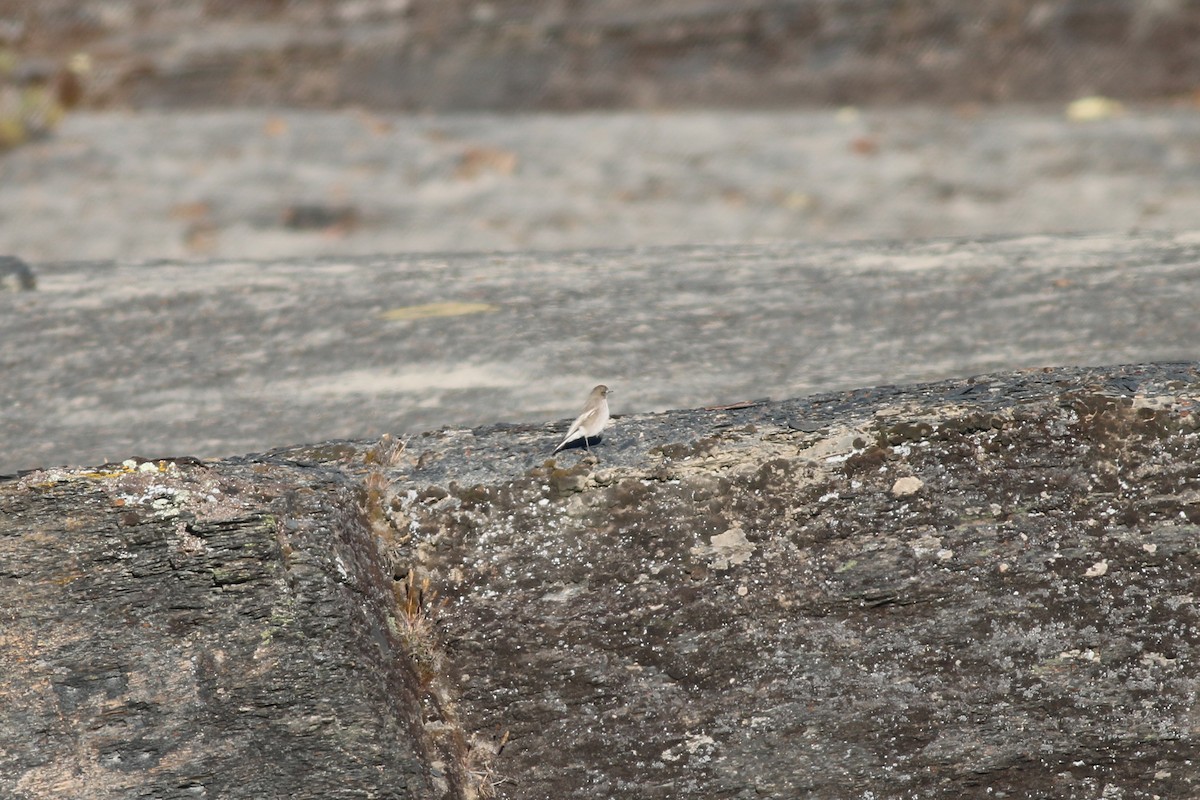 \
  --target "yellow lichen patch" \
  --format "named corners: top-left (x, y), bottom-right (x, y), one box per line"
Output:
top-left (78, 468), bottom-right (136, 480)
top-left (77, 460), bottom-right (168, 480)
top-left (1066, 95), bottom-right (1124, 122)
top-left (379, 302), bottom-right (498, 321)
